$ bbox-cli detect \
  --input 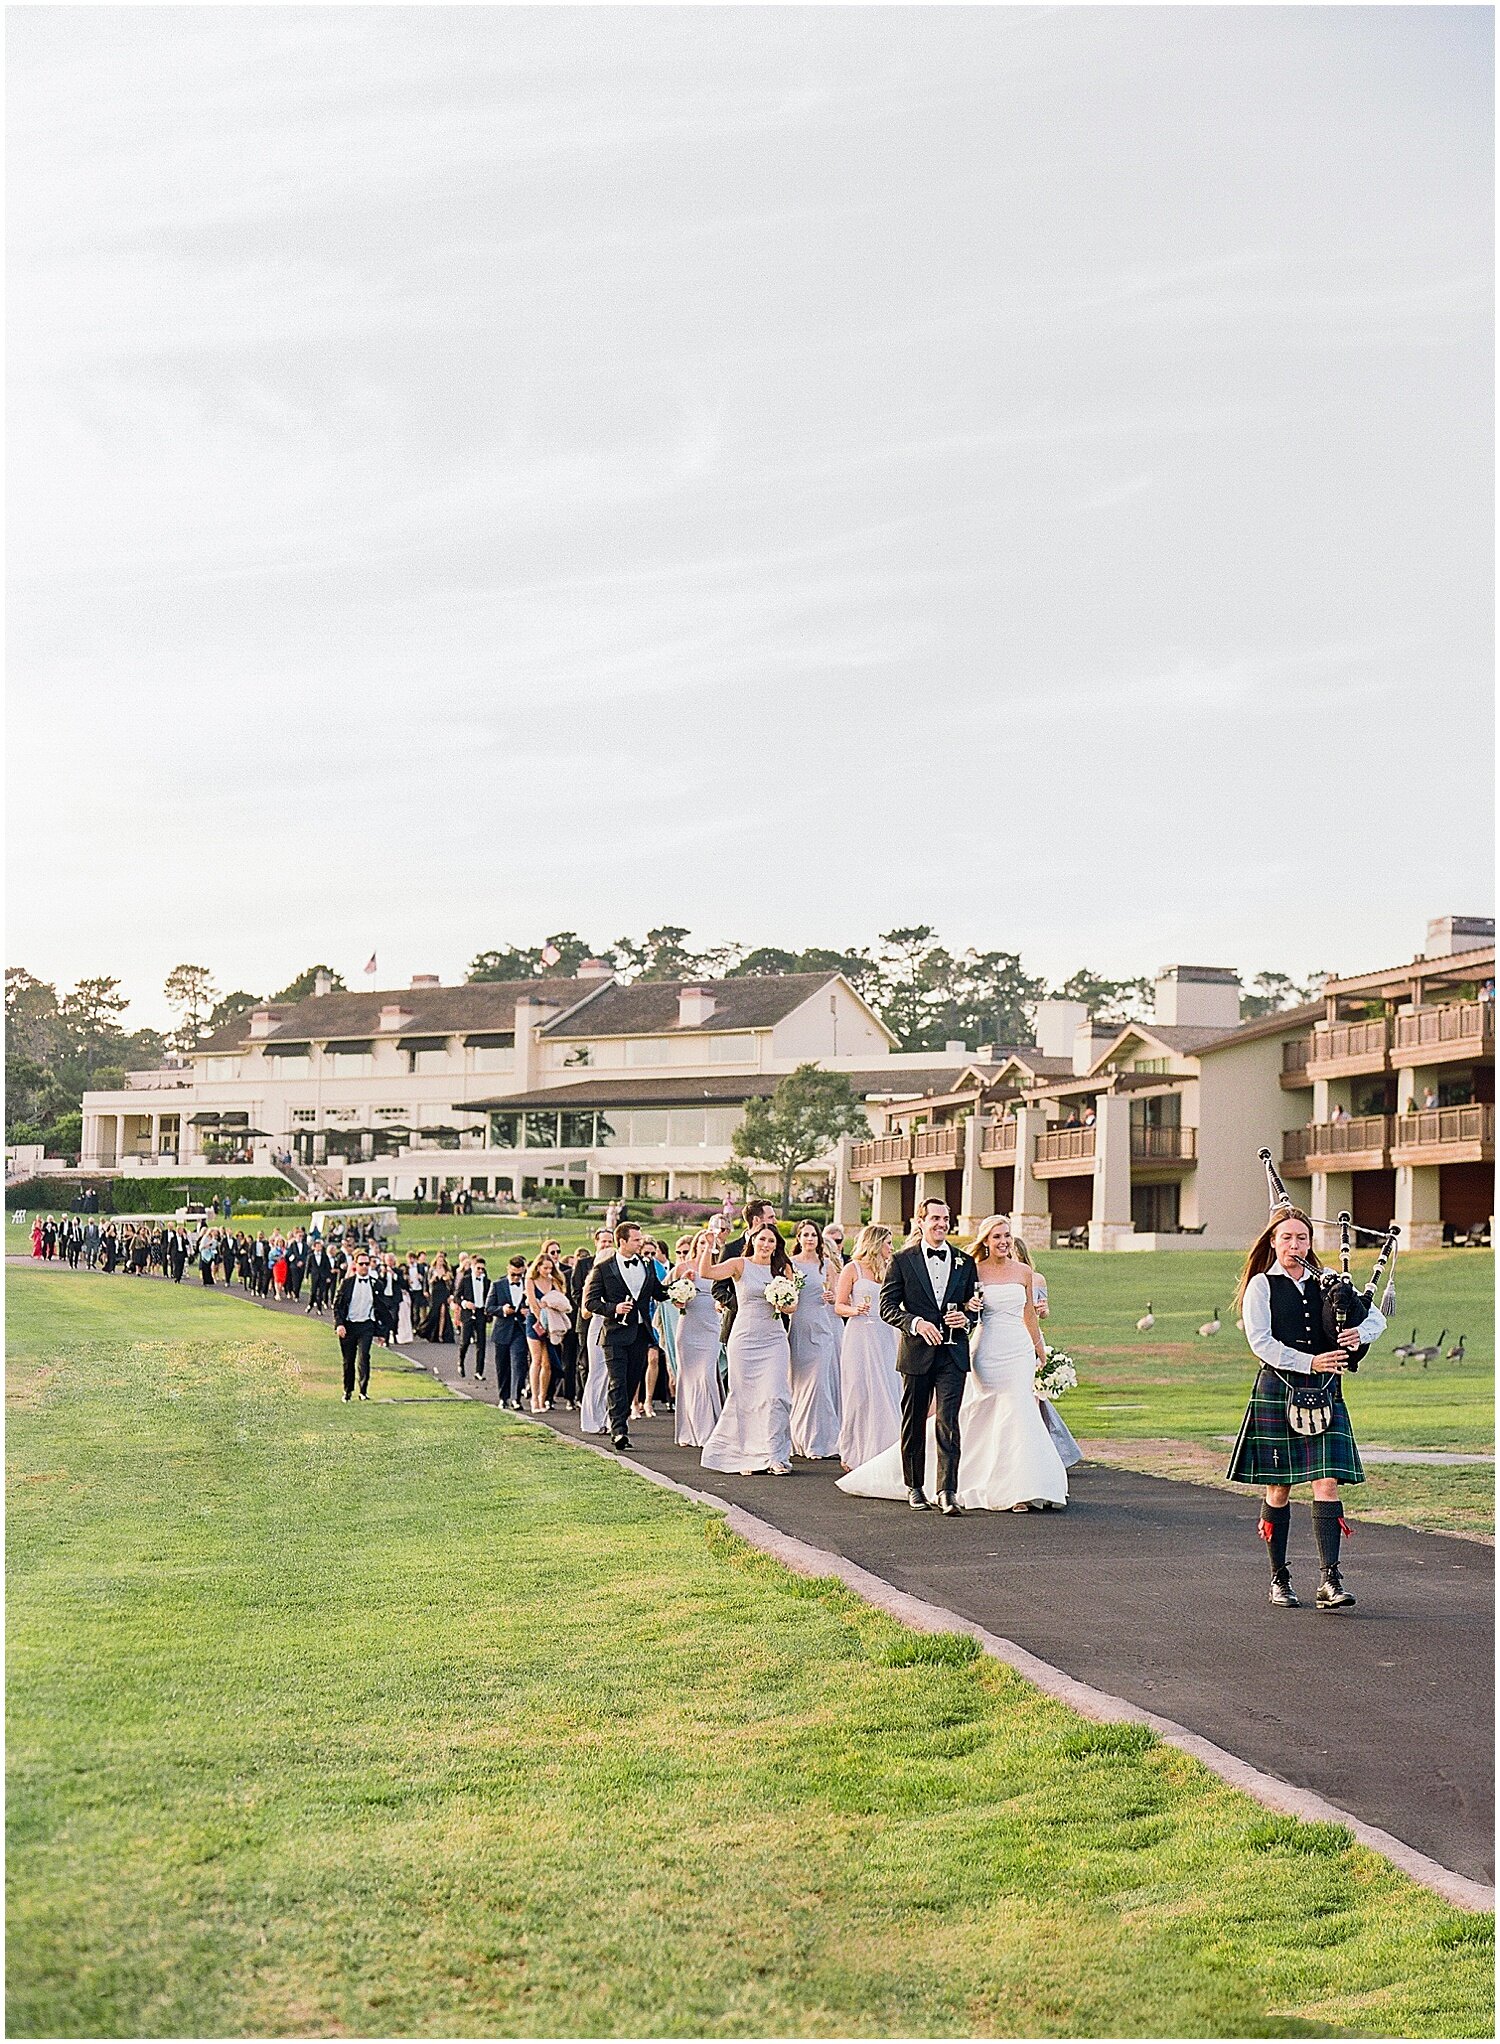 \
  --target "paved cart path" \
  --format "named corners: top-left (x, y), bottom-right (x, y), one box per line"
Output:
top-left (13, 1261), bottom-right (1495, 1895)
